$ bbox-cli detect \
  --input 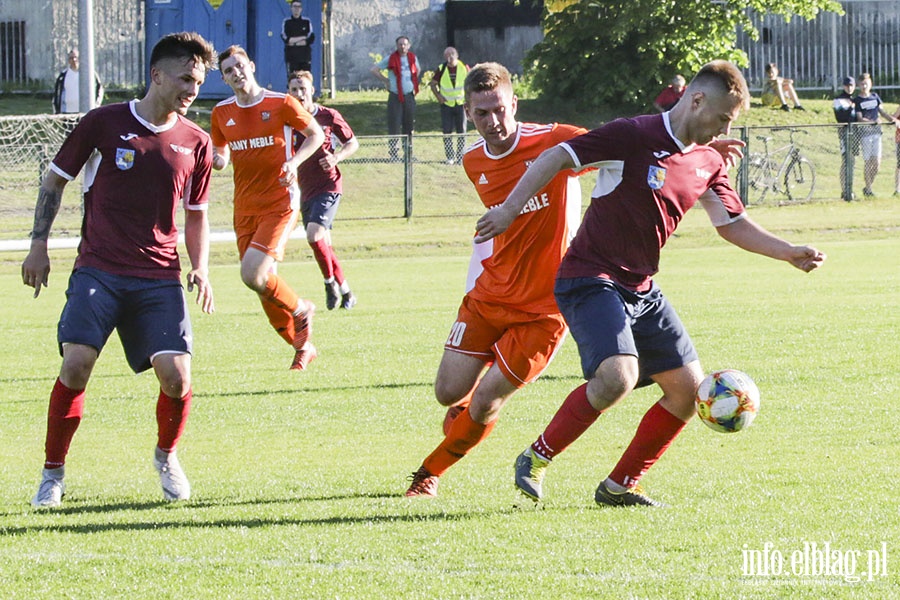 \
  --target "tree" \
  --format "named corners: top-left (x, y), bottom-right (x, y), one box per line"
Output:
top-left (525, 0), bottom-right (841, 111)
